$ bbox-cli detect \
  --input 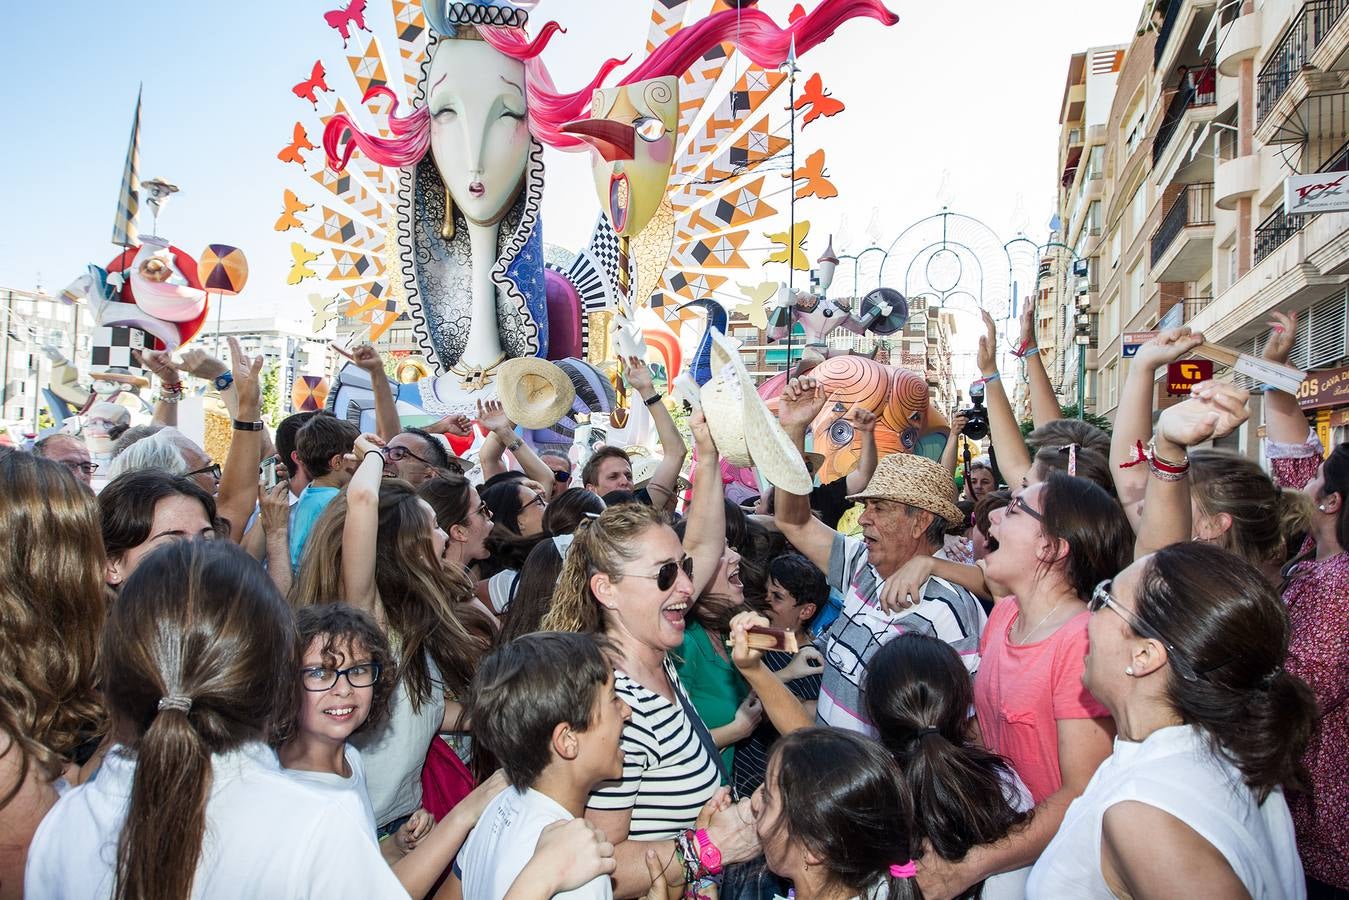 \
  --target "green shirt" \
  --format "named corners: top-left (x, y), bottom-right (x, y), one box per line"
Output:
top-left (673, 620), bottom-right (749, 779)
